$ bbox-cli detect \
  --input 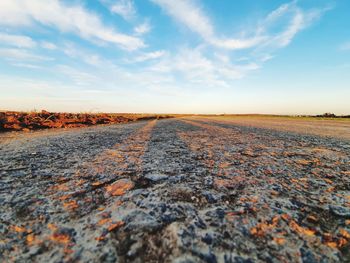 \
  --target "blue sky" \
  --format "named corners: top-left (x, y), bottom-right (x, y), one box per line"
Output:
top-left (0, 0), bottom-right (349, 114)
